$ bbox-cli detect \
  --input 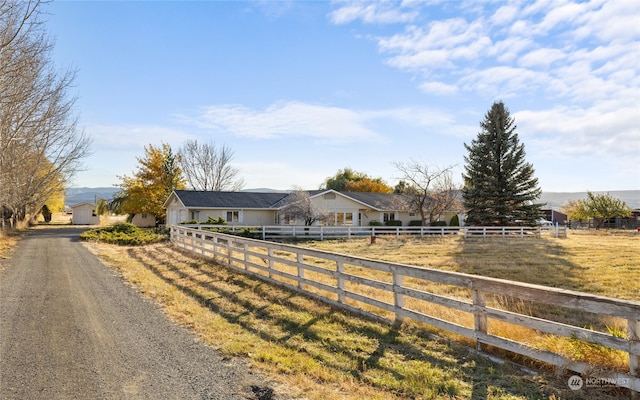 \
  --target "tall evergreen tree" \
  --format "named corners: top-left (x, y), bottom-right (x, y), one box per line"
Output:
top-left (462, 101), bottom-right (542, 226)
